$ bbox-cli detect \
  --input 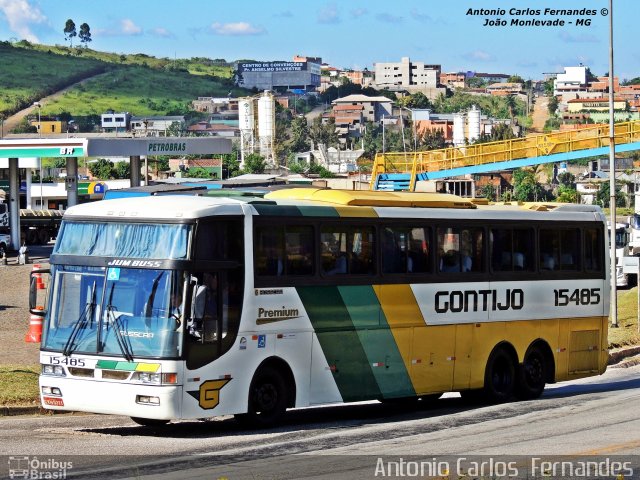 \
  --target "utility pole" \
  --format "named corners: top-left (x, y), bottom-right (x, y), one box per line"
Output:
top-left (608, 0), bottom-right (618, 328)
